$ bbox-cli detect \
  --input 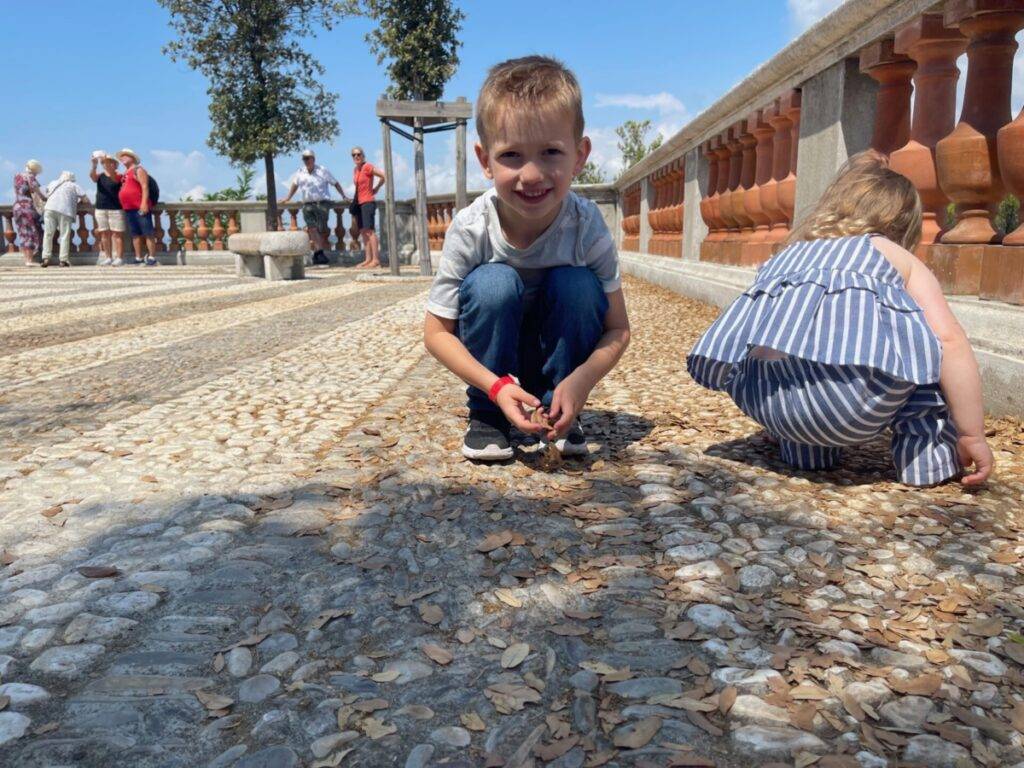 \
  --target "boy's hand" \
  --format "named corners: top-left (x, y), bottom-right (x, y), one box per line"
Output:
top-left (494, 384), bottom-right (546, 435)
top-left (547, 374), bottom-right (591, 440)
top-left (957, 435), bottom-right (994, 486)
